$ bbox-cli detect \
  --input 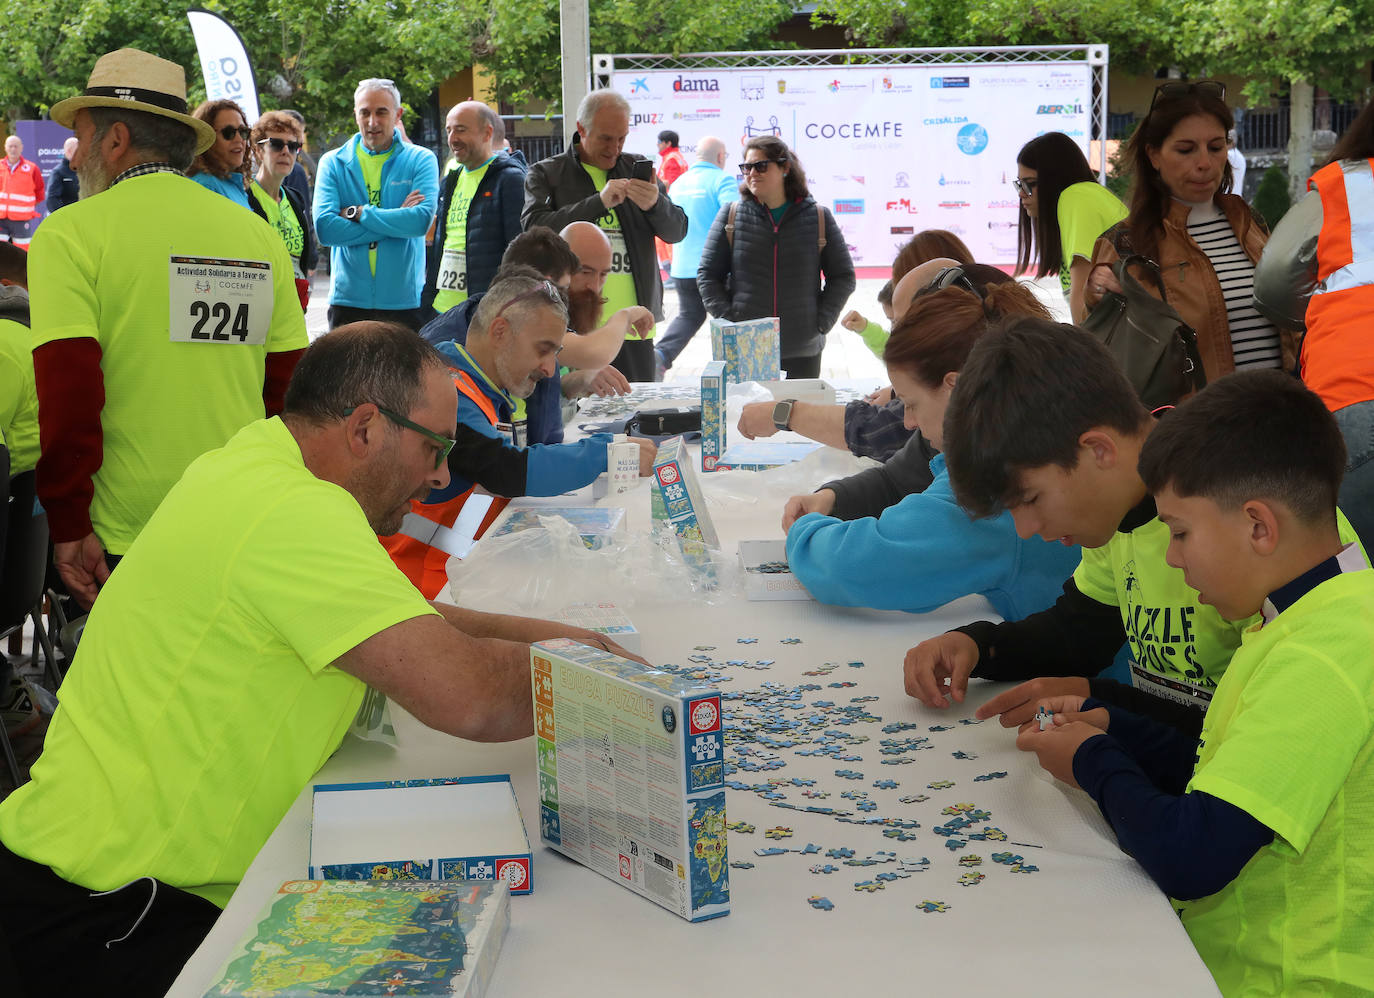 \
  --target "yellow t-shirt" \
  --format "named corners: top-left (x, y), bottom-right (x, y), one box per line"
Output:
top-left (433, 158), bottom-right (493, 313)
top-left (358, 146), bottom-right (394, 276)
top-left (251, 181), bottom-right (306, 279)
top-left (1056, 181), bottom-right (1127, 297)
top-left (581, 163), bottom-right (651, 341)
top-left (0, 417), bottom-right (438, 907)
top-left (28, 172), bottom-right (307, 554)
top-left (0, 317), bottom-right (38, 475)
top-left (1181, 556), bottom-right (1374, 996)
